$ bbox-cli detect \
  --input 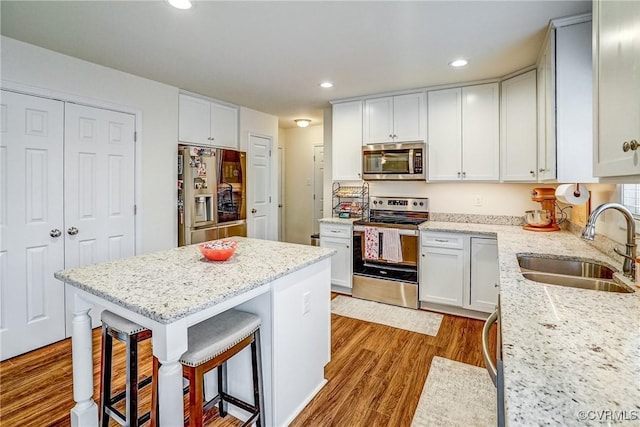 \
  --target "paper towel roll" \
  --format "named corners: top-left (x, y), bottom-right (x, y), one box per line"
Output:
top-left (555, 184), bottom-right (590, 205)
